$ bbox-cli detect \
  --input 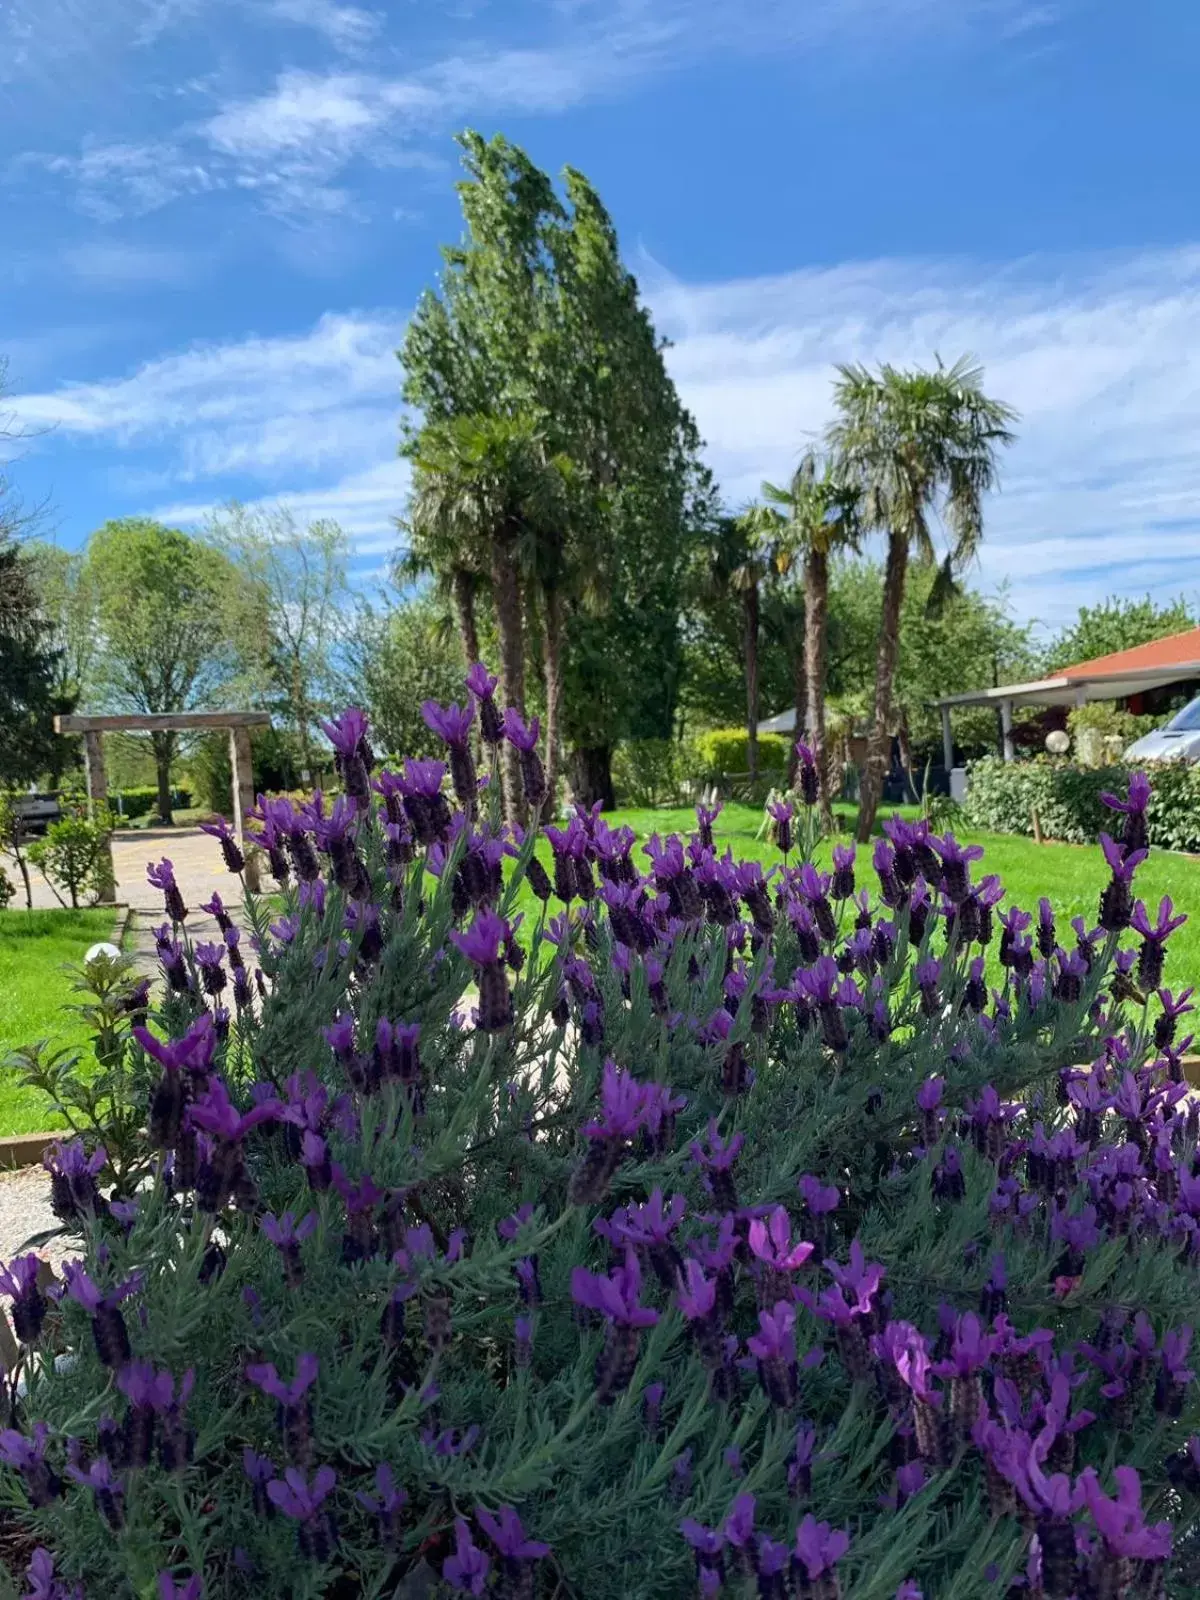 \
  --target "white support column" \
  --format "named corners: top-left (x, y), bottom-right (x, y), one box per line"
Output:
top-left (228, 727), bottom-right (262, 894)
top-left (83, 730), bottom-right (116, 904)
top-left (1000, 699), bottom-right (1015, 763)
top-left (940, 705), bottom-right (953, 773)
